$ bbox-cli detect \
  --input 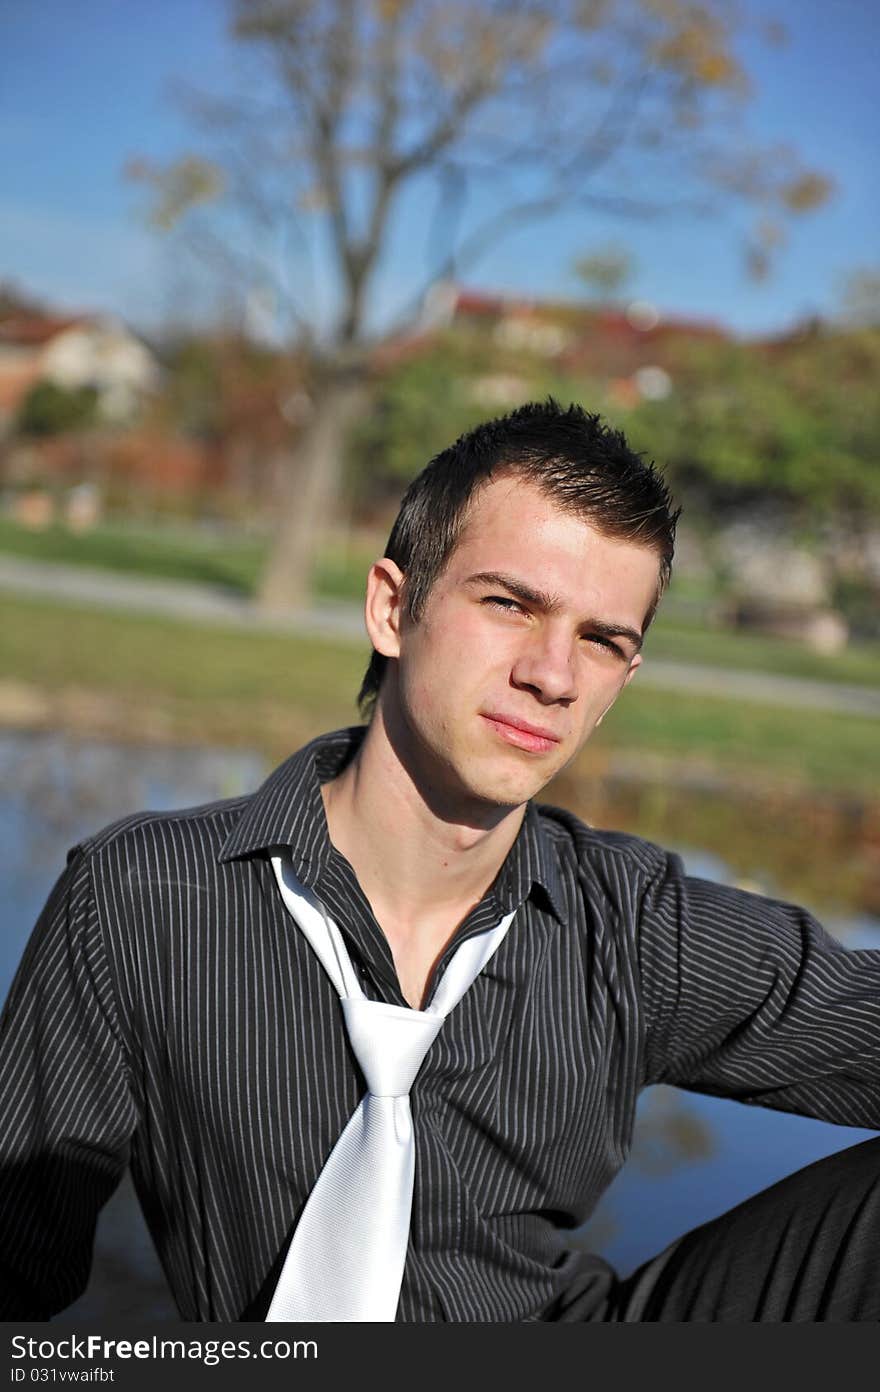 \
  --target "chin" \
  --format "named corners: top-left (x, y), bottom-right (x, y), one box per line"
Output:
top-left (461, 755), bottom-right (555, 810)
